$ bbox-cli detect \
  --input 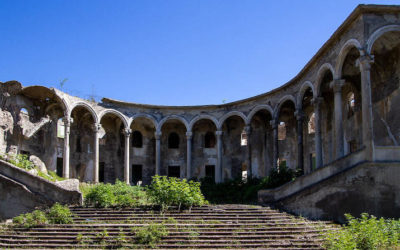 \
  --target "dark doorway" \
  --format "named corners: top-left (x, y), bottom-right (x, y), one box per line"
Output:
top-left (205, 165), bottom-right (215, 182)
top-left (168, 165), bottom-right (180, 178)
top-left (132, 164), bottom-right (143, 185)
top-left (99, 162), bottom-right (105, 183)
top-left (56, 157), bottom-right (63, 177)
